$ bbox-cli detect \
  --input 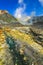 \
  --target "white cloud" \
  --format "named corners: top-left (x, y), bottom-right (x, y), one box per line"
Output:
top-left (18, 0), bottom-right (23, 4)
top-left (30, 11), bottom-right (36, 17)
top-left (14, 7), bottom-right (23, 18)
top-left (14, 0), bottom-right (26, 18)
top-left (39, 0), bottom-right (43, 6)
top-left (14, 4), bottom-right (26, 18)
